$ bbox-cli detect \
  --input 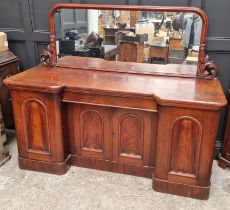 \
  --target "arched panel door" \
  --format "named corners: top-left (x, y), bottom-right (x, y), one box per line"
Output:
top-left (71, 104), bottom-right (112, 160)
top-left (112, 108), bottom-right (155, 166)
